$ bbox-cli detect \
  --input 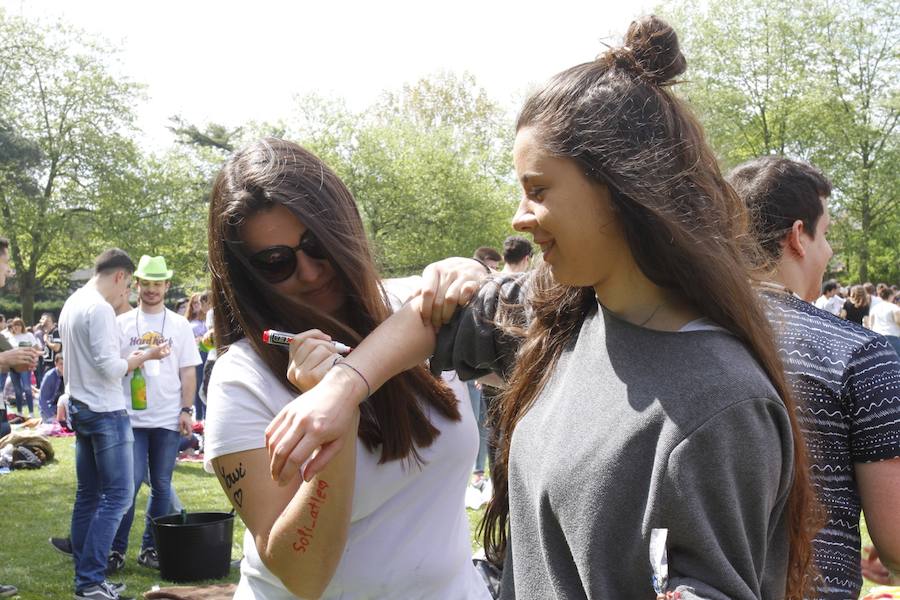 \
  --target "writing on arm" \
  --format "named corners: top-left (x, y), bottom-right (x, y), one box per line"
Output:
top-left (293, 479), bottom-right (329, 553)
